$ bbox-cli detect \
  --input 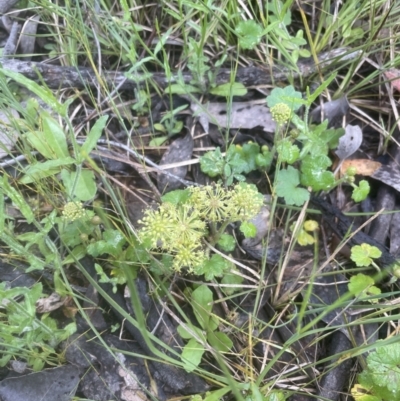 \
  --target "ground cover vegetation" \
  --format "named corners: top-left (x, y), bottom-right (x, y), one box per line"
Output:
top-left (0, 0), bottom-right (400, 400)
